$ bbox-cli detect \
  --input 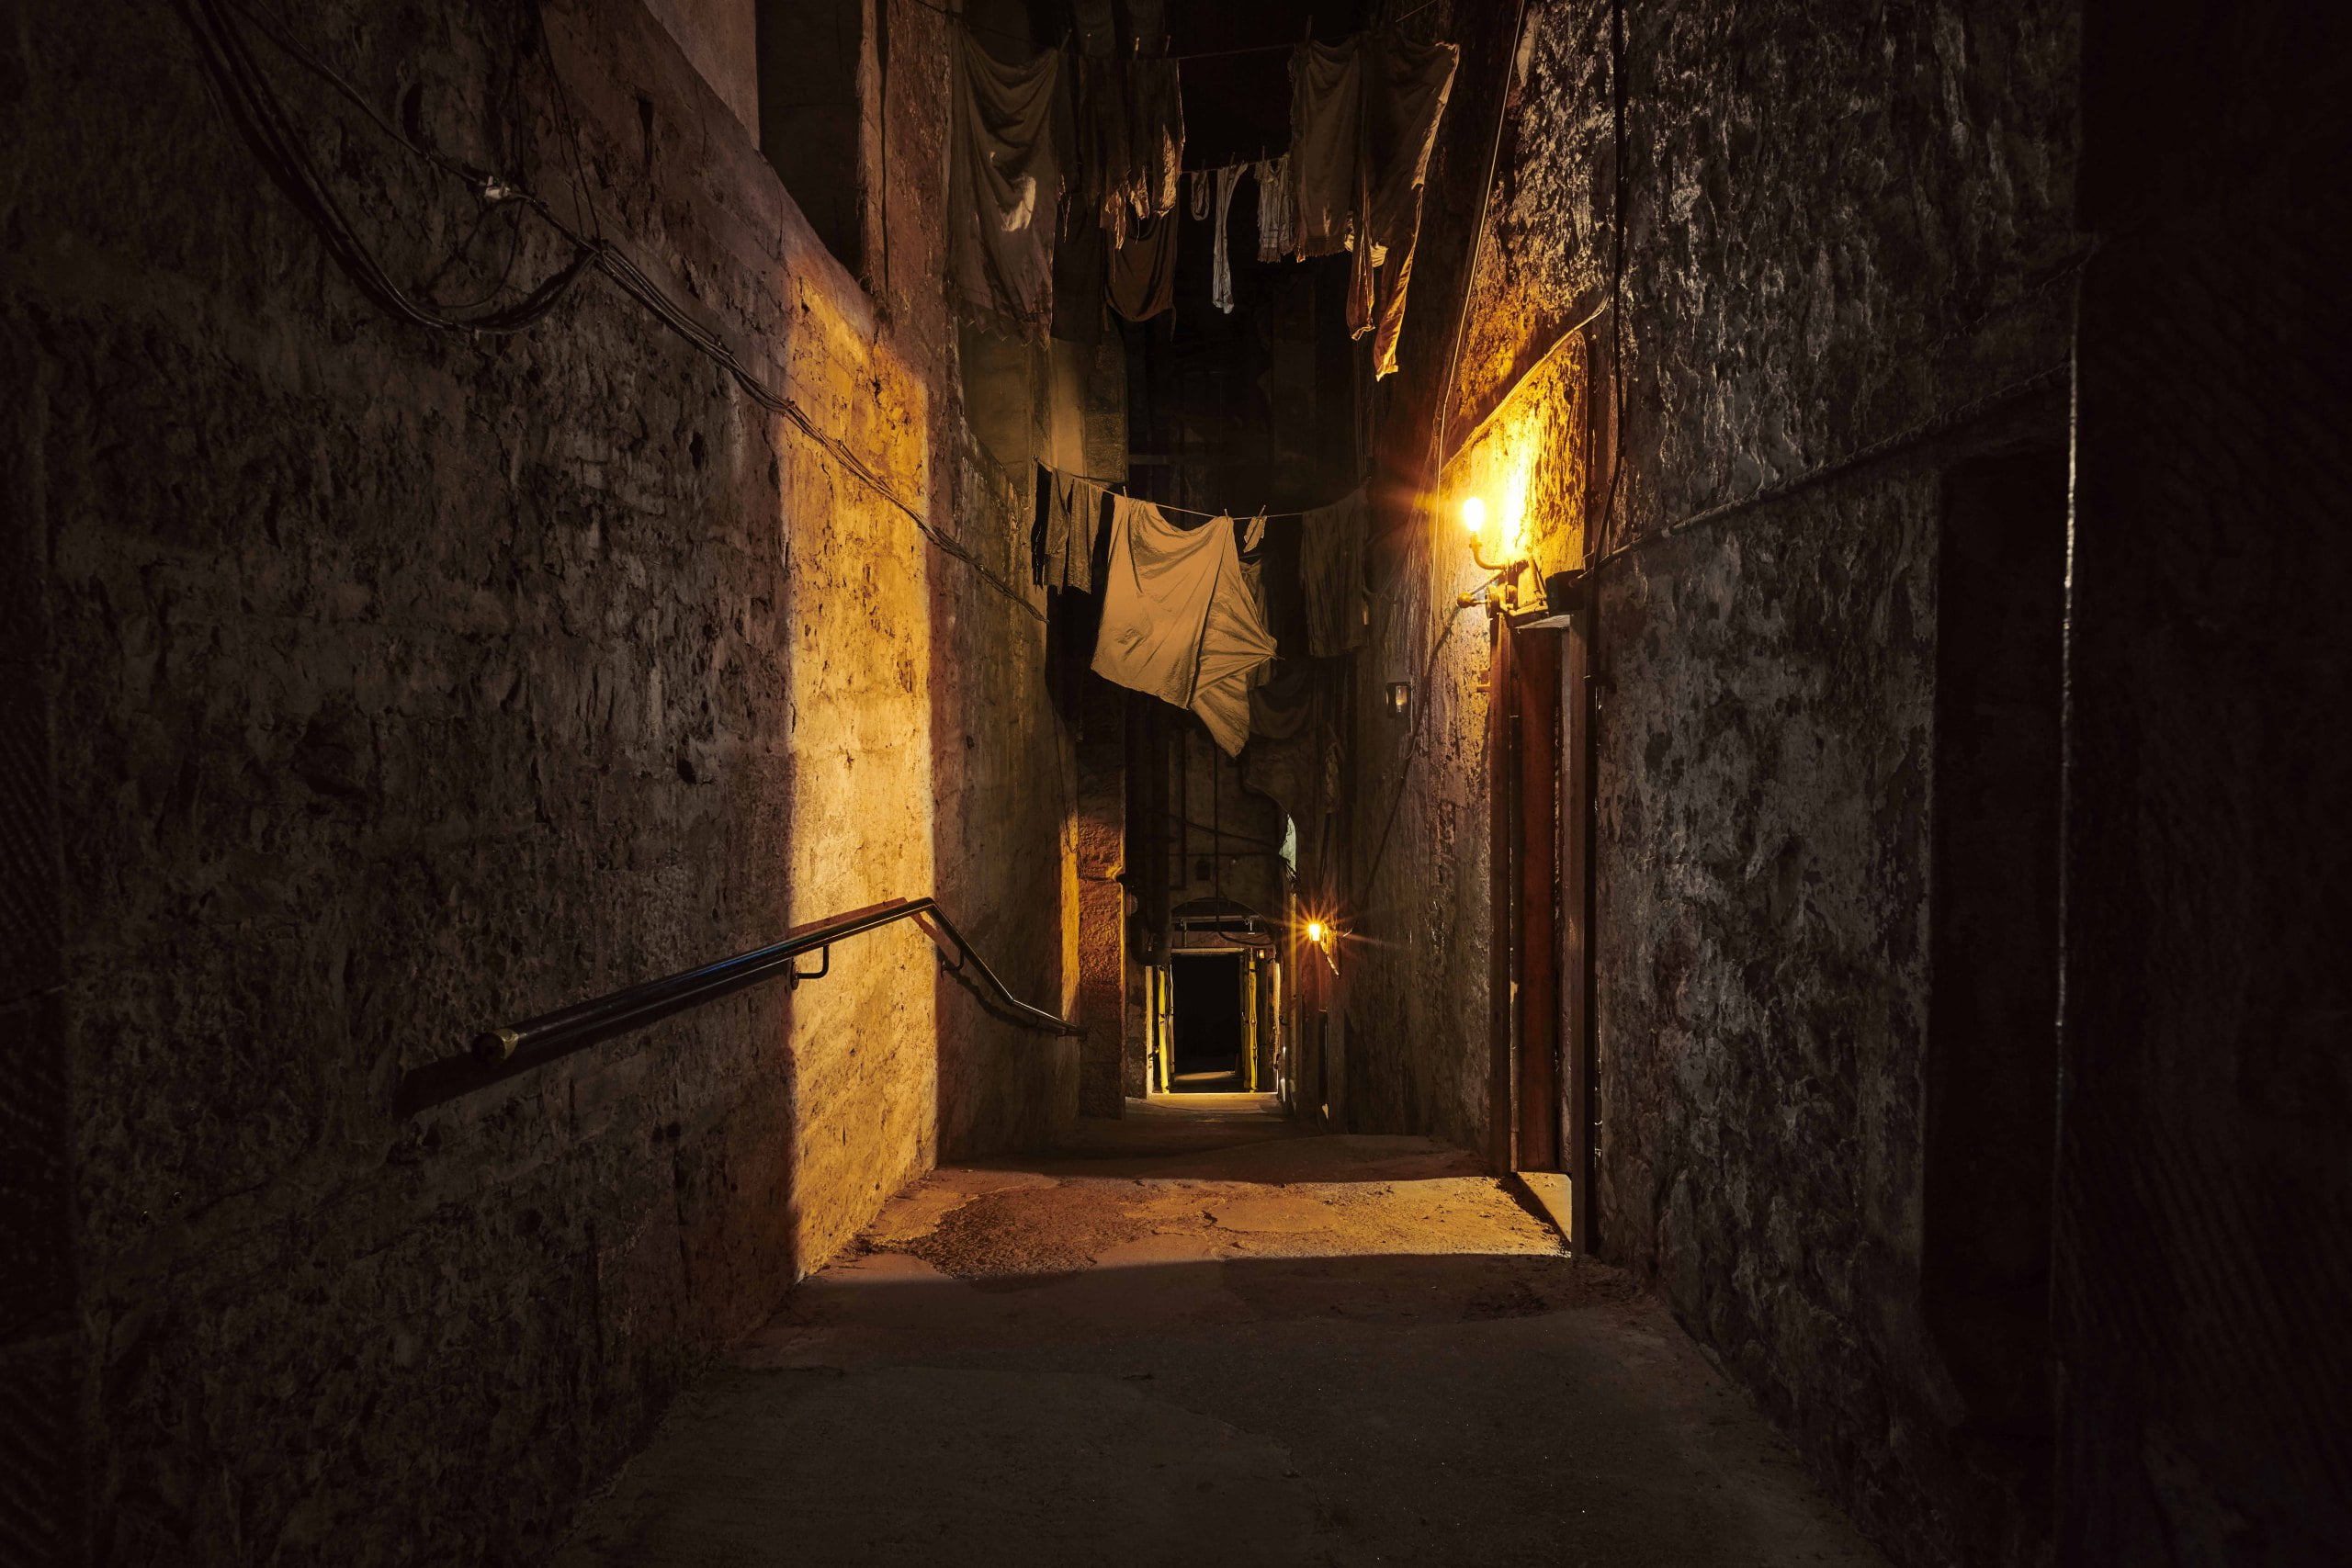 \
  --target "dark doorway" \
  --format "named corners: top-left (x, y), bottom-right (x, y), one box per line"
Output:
top-left (1921, 448), bottom-right (2067, 1503)
top-left (1170, 953), bottom-right (1245, 1091)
